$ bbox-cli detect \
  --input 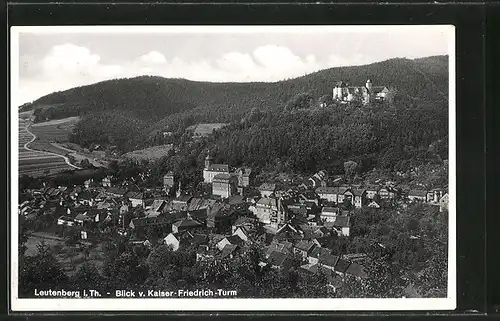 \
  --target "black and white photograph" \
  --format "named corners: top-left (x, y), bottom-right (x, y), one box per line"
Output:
top-left (11, 25), bottom-right (456, 311)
